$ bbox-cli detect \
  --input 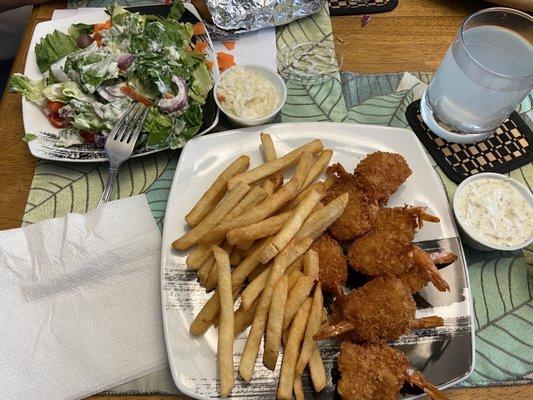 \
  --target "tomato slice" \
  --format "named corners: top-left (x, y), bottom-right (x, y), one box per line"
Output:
top-left (47, 101), bottom-right (64, 113)
top-left (120, 85), bottom-right (153, 107)
top-left (80, 131), bottom-right (96, 143)
top-left (48, 113), bottom-right (65, 128)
